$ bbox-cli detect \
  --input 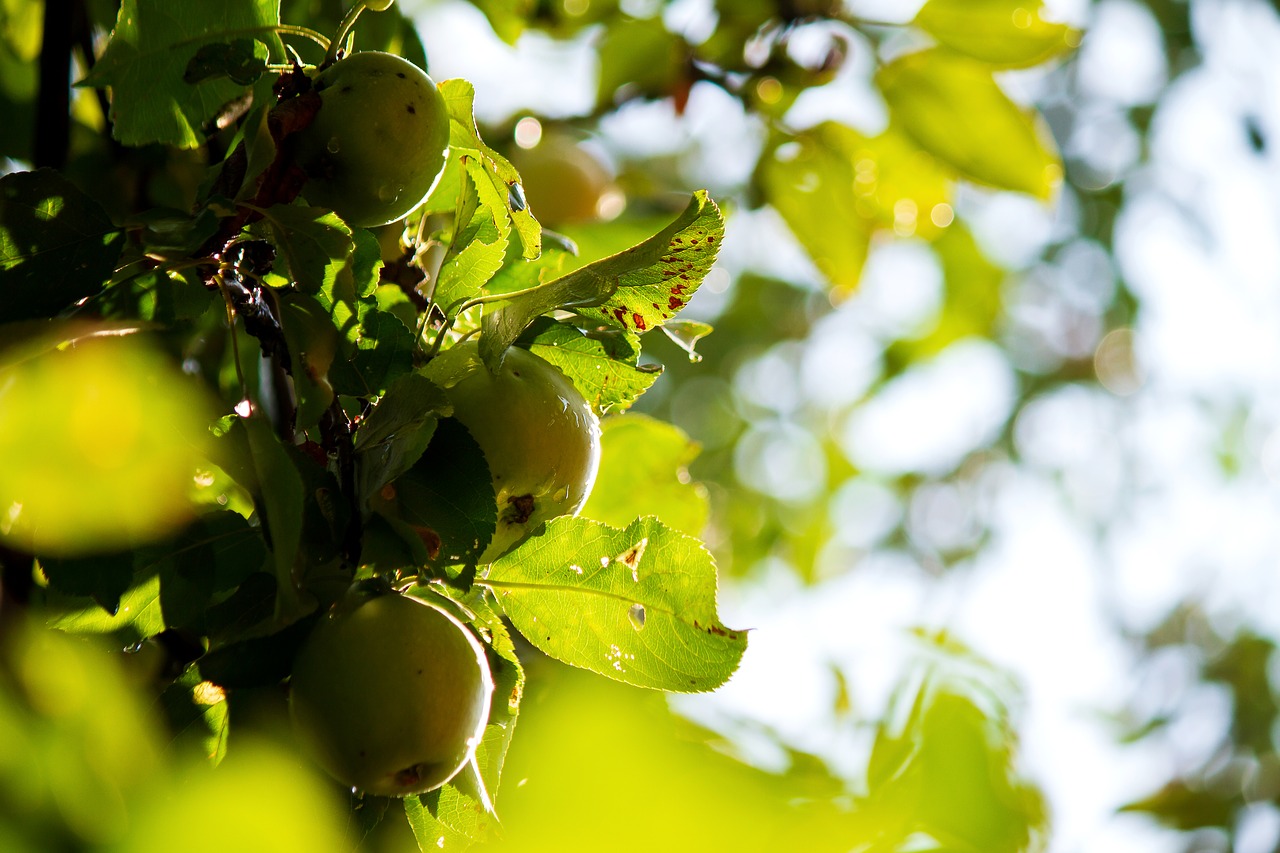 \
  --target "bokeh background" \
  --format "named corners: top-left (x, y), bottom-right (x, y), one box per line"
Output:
top-left (3, 0), bottom-right (1279, 850)
top-left (399, 0), bottom-right (1280, 850)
